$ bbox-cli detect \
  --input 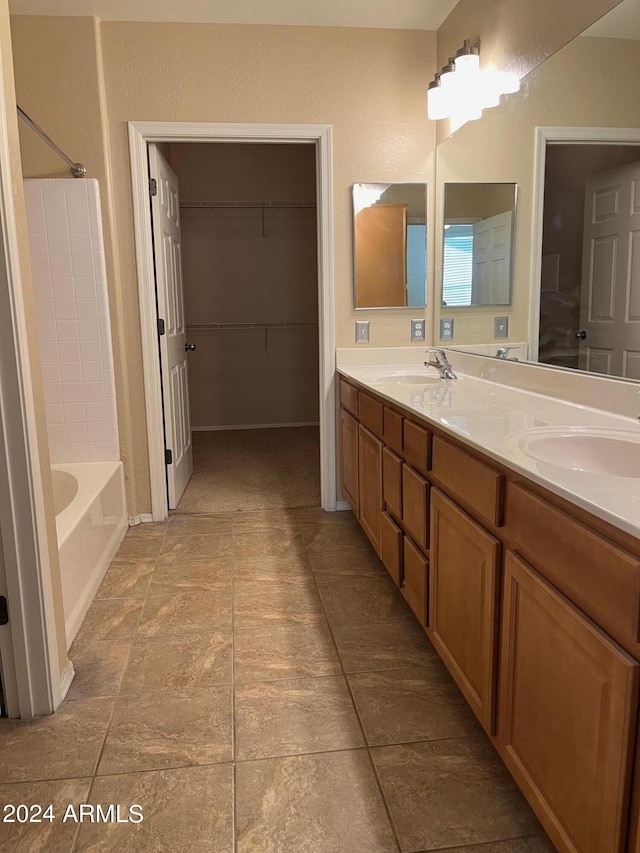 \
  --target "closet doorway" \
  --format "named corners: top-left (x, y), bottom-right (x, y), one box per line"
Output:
top-left (129, 123), bottom-right (336, 521)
